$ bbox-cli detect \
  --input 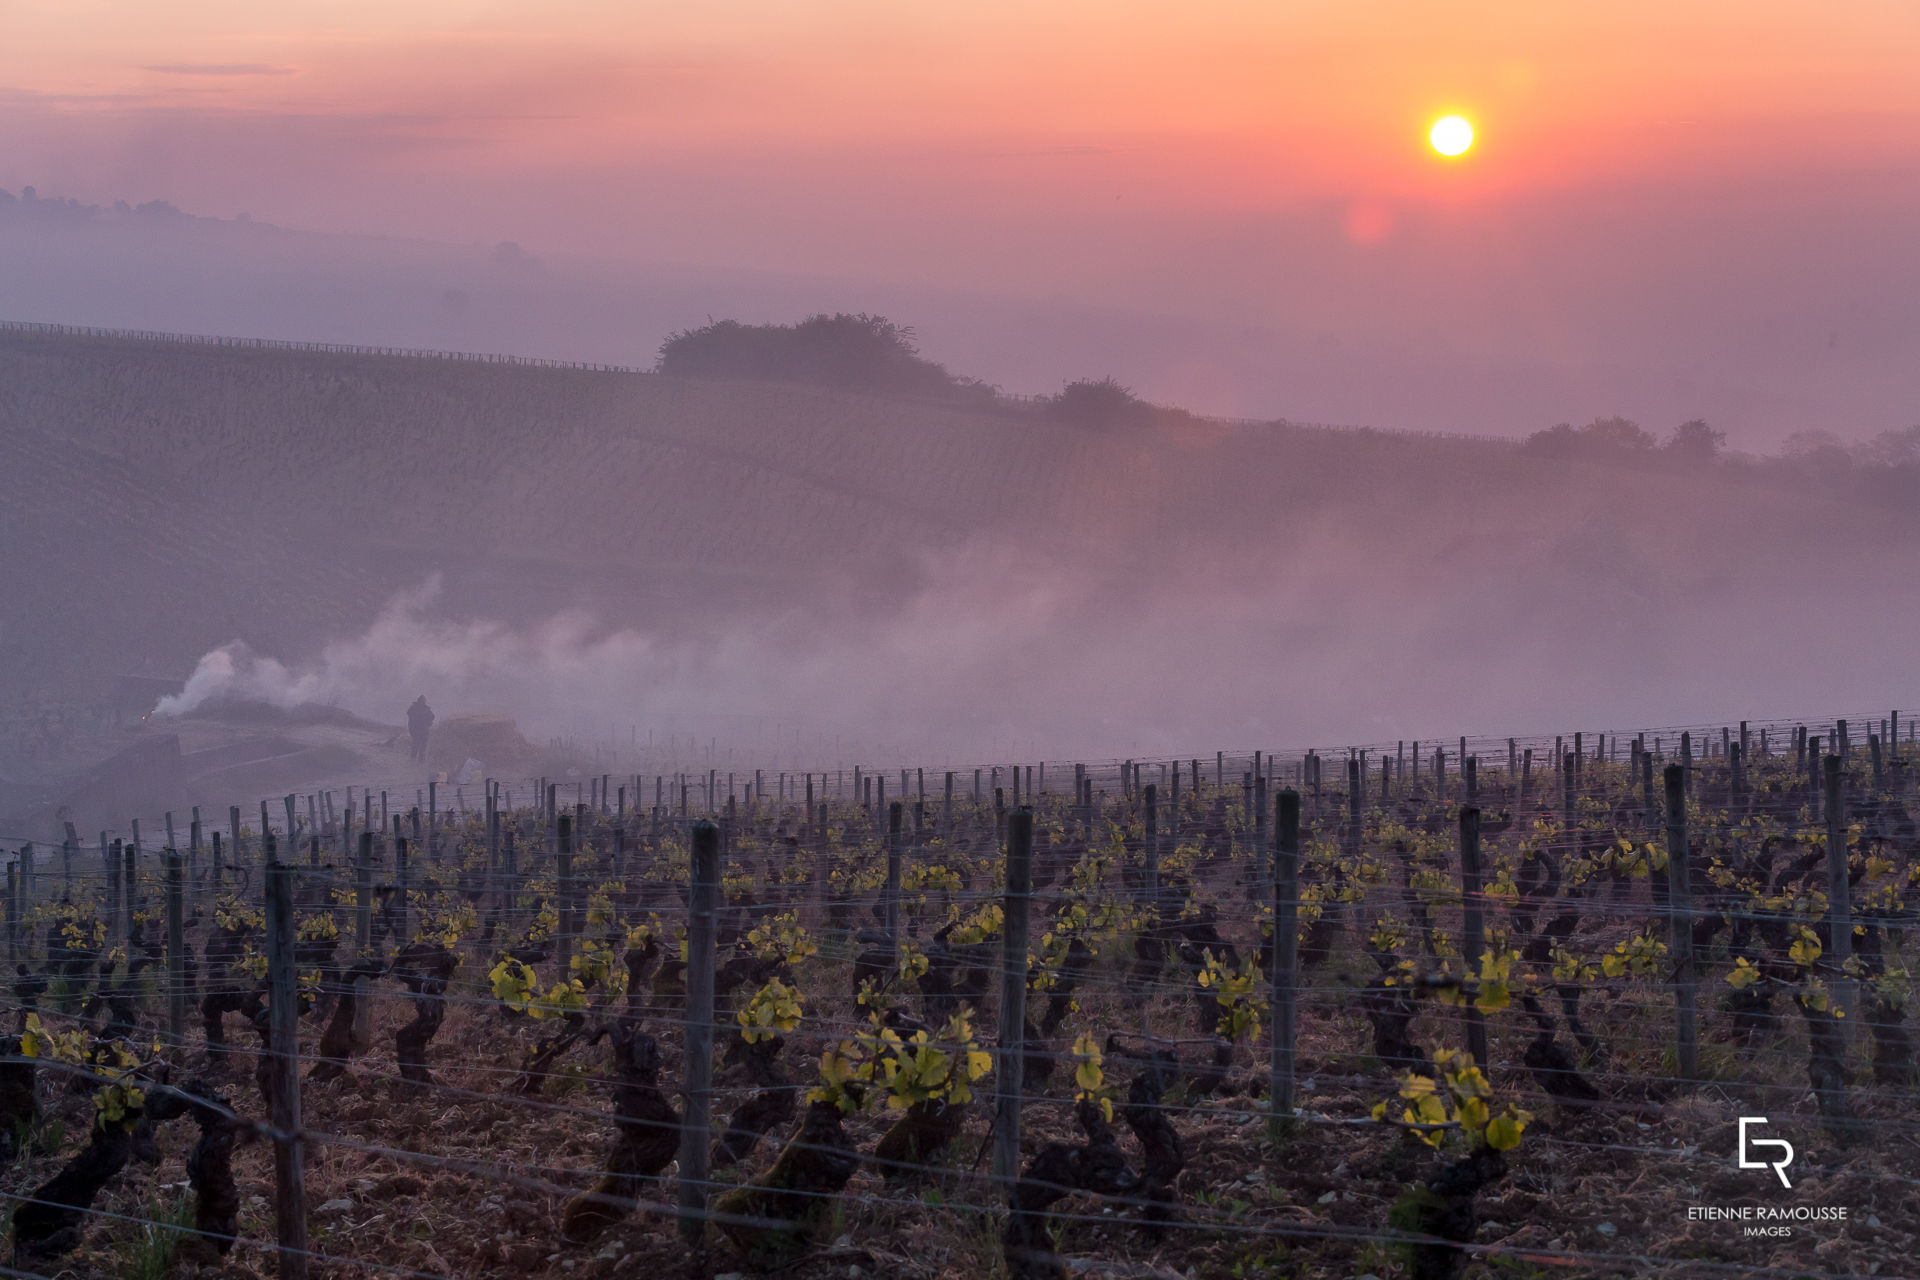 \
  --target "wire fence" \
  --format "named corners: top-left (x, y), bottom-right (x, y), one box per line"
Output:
top-left (0, 711), bottom-right (1915, 1278)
